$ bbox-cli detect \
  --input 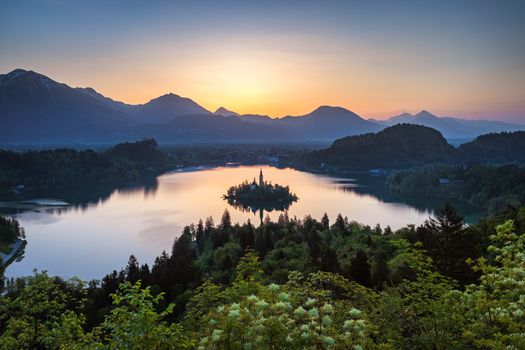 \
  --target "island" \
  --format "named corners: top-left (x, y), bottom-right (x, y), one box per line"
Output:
top-left (223, 170), bottom-right (298, 213)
